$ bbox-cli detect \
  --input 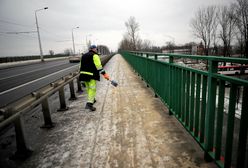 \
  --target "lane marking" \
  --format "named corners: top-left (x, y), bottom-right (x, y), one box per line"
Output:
top-left (0, 65), bottom-right (78, 96)
top-left (0, 62), bottom-right (69, 81)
